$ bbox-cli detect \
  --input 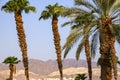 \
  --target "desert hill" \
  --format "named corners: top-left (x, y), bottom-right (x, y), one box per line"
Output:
top-left (0, 58), bottom-right (120, 80)
top-left (0, 58), bottom-right (97, 75)
top-left (48, 67), bottom-right (120, 80)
